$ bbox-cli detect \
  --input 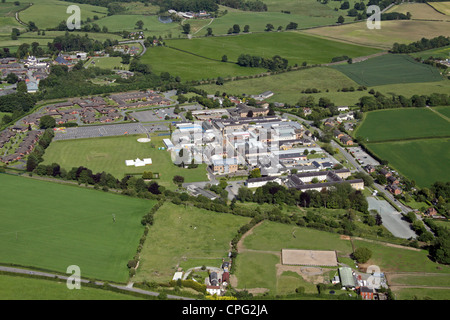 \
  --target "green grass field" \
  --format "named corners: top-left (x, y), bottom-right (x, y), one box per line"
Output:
top-left (0, 1), bottom-right (28, 35)
top-left (166, 32), bottom-right (381, 66)
top-left (393, 287), bottom-right (450, 300)
top-left (353, 239), bottom-right (450, 273)
top-left (134, 202), bottom-right (251, 283)
top-left (354, 107), bottom-right (450, 142)
top-left (0, 174), bottom-right (155, 282)
top-left (332, 54), bottom-right (444, 86)
top-left (367, 138), bottom-right (450, 187)
top-left (19, 0), bottom-right (108, 30)
top-left (42, 134), bottom-right (208, 189)
top-left (411, 45), bottom-right (450, 60)
top-left (0, 274), bottom-right (143, 300)
top-left (86, 56), bottom-right (130, 70)
top-left (242, 220), bottom-right (353, 254)
top-left (141, 45), bottom-right (266, 81)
